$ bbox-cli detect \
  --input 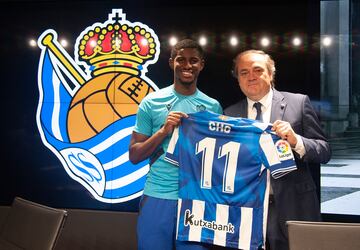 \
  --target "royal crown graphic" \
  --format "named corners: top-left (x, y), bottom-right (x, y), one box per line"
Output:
top-left (37, 9), bottom-right (160, 203)
top-left (77, 15), bottom-right (157, 76)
